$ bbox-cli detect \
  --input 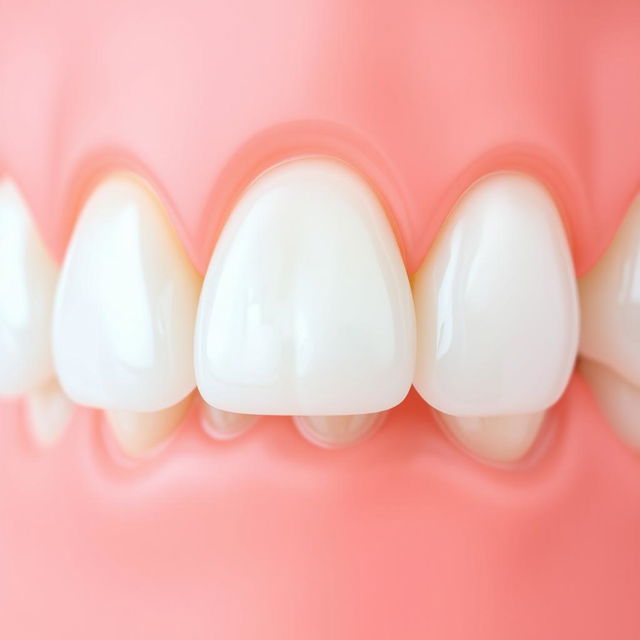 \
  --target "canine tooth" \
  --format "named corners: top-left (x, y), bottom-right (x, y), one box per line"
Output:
top-left (201, 404), bottom-right (257, 440)
top-left (52, 172), bottom-right (201, 412)
top-left (579, 194), bottom-right (640, 387)
top-left (580, 359), bottom-right (640, 451)
top-left (435, 411), bottom-right (544, 463)
top-left (26, 379), bottom-right (73, 447)
top-left (295, 413), bottom-right (384, 448)
top-left (107, 395), bottom-right (193, 457)
top-left (412, 173), bottom-right (578, 461)
top-left (195, 158), bottom-right (415, 415)
top-left (0, 178), bottom-right (57, 395)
